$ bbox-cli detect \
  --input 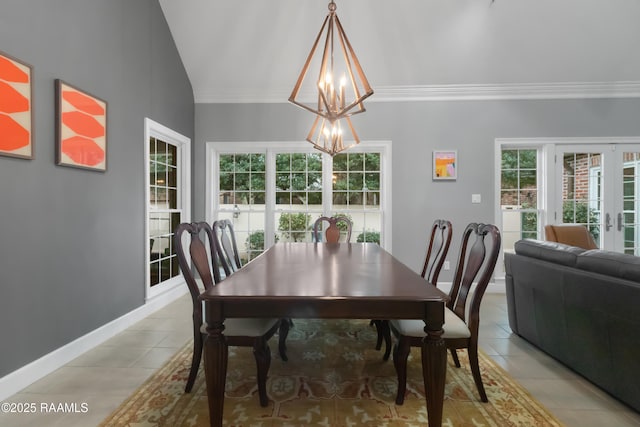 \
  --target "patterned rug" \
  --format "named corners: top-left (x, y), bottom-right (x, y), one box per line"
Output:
top-left (100, 319), bottom-right (563, 426)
